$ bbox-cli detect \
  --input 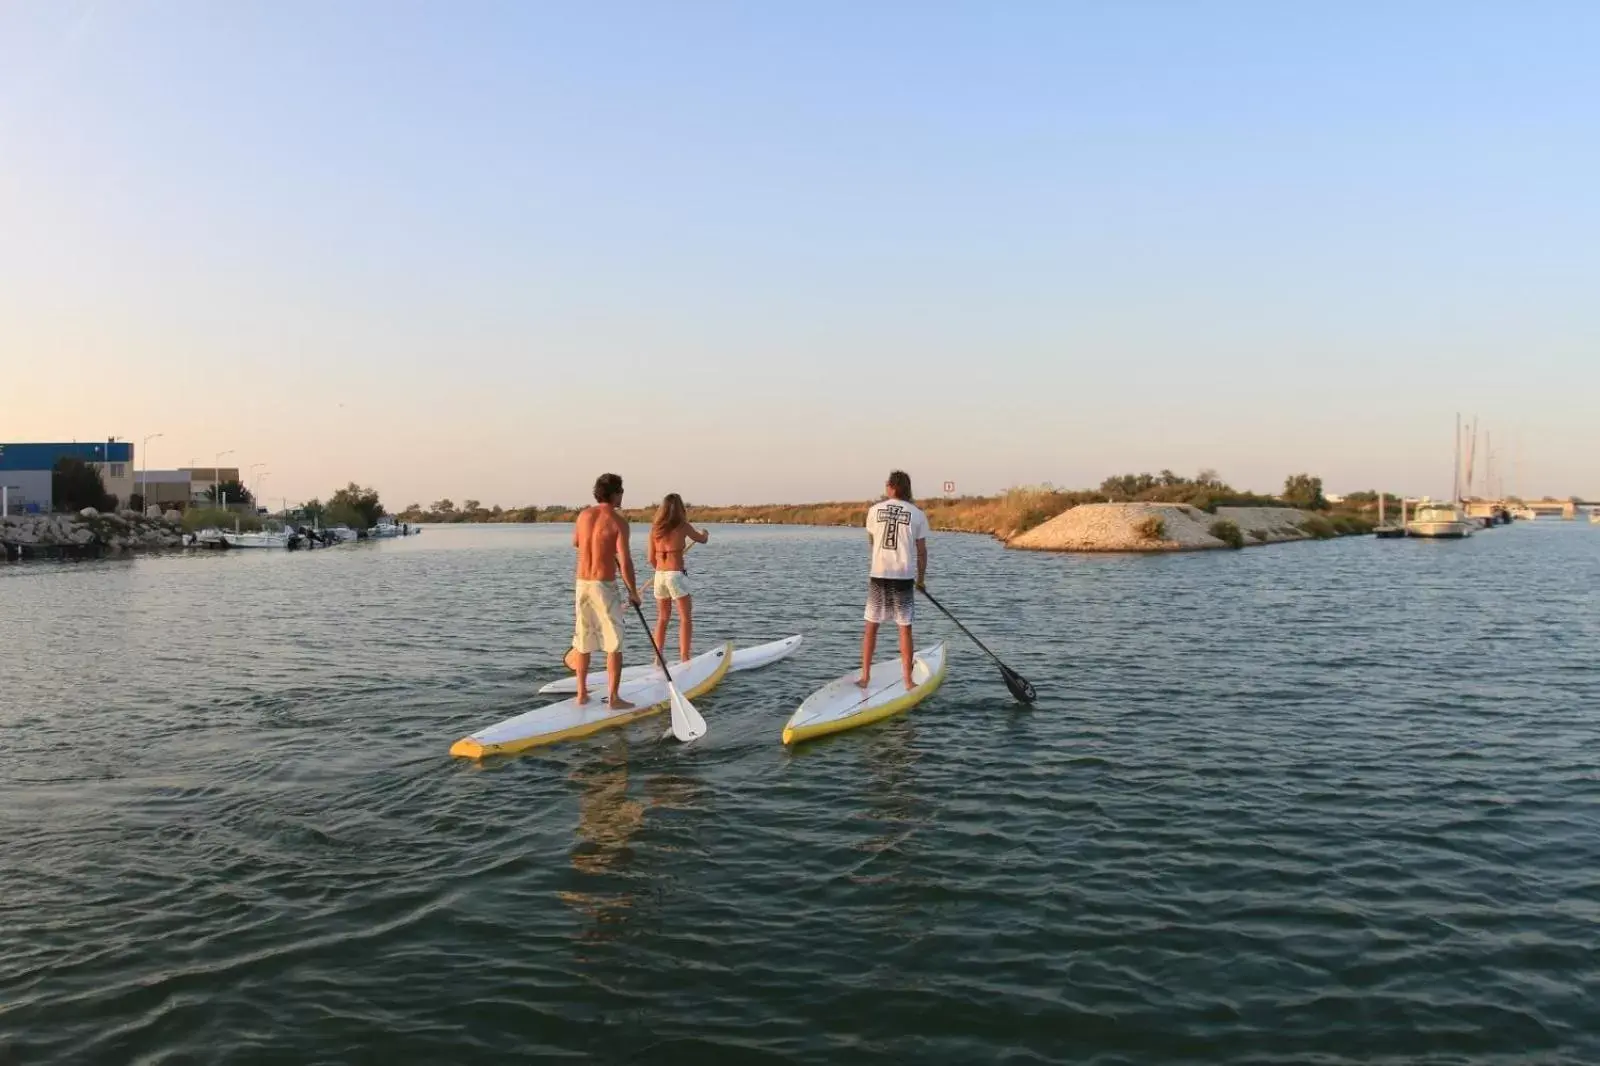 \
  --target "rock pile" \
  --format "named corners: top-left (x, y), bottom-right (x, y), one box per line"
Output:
top-left (1008, 503), bottom-right (1320, 552)
top-left (1, 509), bottom-right (184, 558)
